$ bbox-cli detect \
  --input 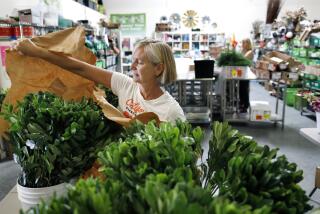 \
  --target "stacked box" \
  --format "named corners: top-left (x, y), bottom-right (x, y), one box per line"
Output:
top-left (18, 9), bottom-right (43, 25)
